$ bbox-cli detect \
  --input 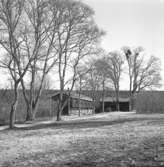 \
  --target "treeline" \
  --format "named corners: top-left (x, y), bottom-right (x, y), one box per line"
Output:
top-left (136, 91), bottom-right (164, 113)
top-left (0, 0), bottom-right (161, 128)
